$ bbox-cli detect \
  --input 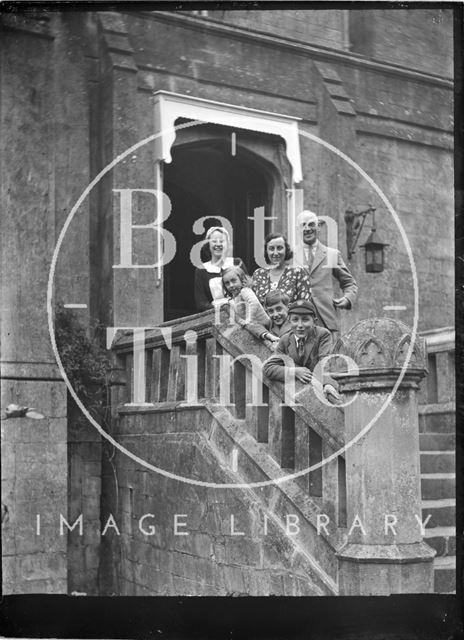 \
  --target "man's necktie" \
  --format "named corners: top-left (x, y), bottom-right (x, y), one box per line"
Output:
top-left (297, 338), bottom-right (305, 364)
top-left (307, 247), bottom-right (314, 272)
